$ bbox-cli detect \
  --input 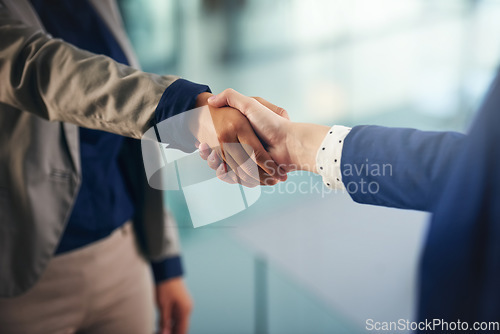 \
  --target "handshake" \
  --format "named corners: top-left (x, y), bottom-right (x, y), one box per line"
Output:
top-left (191, 89), bottom-right (332, 187)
